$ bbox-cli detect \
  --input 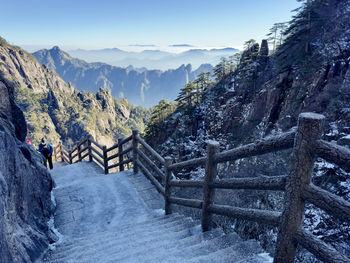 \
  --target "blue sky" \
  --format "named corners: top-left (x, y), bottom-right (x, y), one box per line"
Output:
top-left (1, 0), bottom-right (301, 52)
